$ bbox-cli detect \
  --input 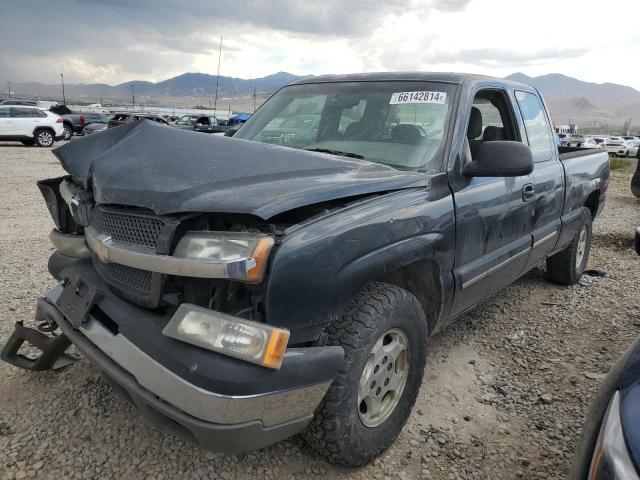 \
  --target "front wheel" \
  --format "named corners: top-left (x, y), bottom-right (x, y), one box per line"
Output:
top-left (546, 207), bottom-right (592, 285)
top-left (303, 282), bottom-right (428, 466)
